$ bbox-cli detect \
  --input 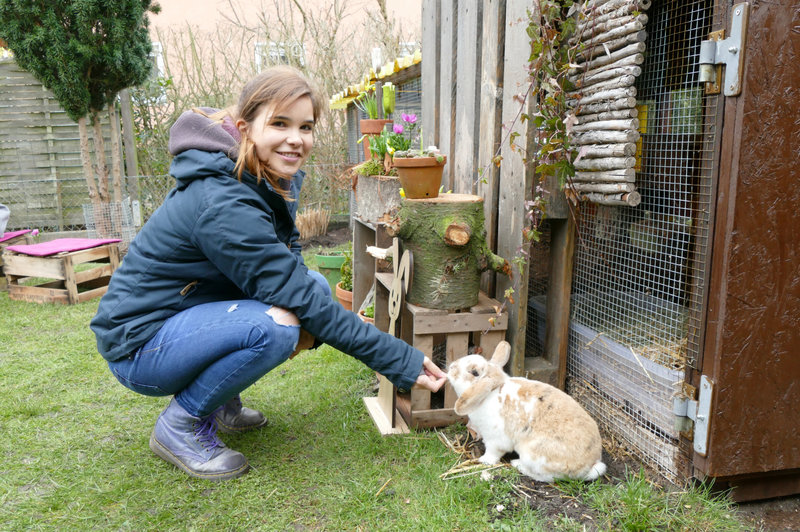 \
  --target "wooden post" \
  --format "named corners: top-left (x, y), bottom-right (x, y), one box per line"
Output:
top-left (496, 0), bottom-right (534, 377)
top-left (453, 0), bottom-right (482, 195)
top-left (437, 0), bottom-right (457, 191)
top-left (477, 0), bottom-right (506, 296)
top-left (421, 1), bottom-right (440, 155)
top-left (545, 215), bottom-right (576, 389)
